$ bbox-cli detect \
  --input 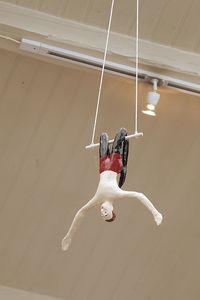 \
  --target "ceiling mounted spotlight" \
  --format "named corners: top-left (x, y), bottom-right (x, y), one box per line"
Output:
top-left (142, 79), bottom-right (160, 116)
